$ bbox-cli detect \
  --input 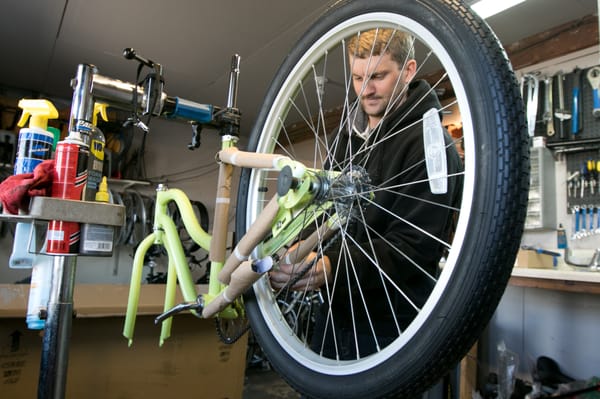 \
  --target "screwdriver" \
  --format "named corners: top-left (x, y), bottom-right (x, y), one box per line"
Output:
top-left (588, 159), bottom-right (597, 194)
